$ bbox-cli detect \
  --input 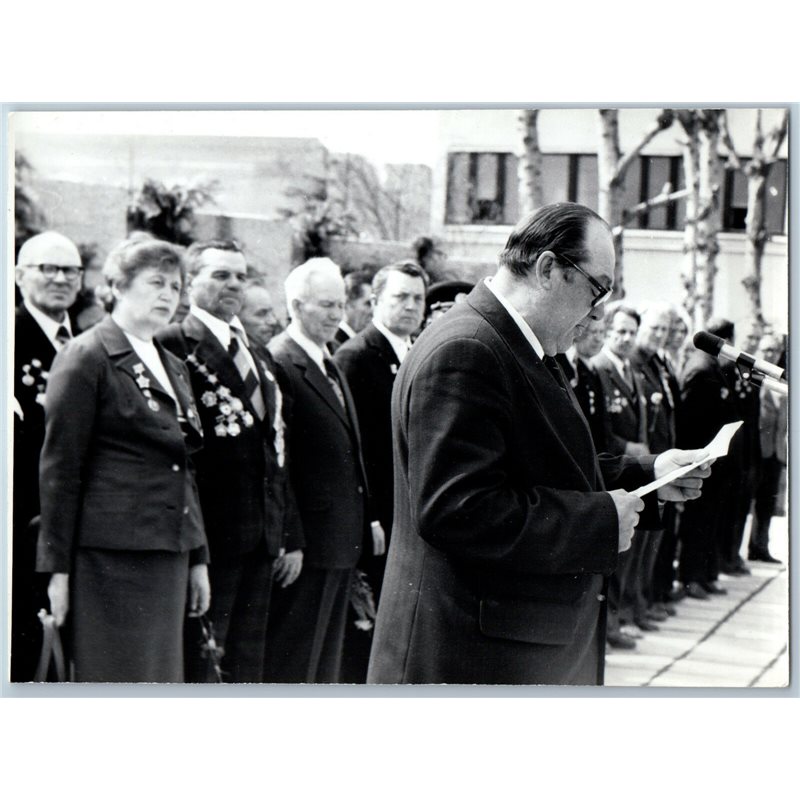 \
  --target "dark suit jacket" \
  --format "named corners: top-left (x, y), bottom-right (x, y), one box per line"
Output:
top-left (678, 350), bottom-right (742, 450)
top-left (14, 304), bottom-right (58, 531)
top-left (723, 361), bottom-right (761, 471)
top-left (328, 326), bottom-right (353, 355)
top-left (631, 346), bottom-right (676, 454)
top-left (158, 313), bottom-right (293, 560)
top-left (334, 322), bottom-right (400, 532)
top-left (367, 282), bottom-right (656, 685)
top-left (556, 352), bottom-right (611, 453)
top-left (592, 350), bottom-right (648, 456)
top-left (268, 331), bottom-right (369, 570)
top-left (37, 315), bottom-right (207, 574)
